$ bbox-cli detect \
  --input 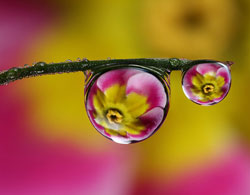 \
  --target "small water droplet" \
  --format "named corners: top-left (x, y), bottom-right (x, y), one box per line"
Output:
top-left (39, 62), bottom-right (46, 66)
top-left (34, 62), bottom-right (46, 66)
top-left (82, 58), bottom-right (88, 62)
top-left (107, 57), bottom-right (111, 60)
top-left (36, 70), bottom-right (44, 74)
top-left (66, 59), bottom-right (72, 62)
top-left (182, 62), bottom-right (231, 105)
top-left (76, 57), bottom-right (82, 62)
top-left (24, 64), bottom-right (30, 67)
top-left (8, 71), bottom-right (15, 79)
